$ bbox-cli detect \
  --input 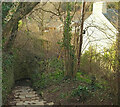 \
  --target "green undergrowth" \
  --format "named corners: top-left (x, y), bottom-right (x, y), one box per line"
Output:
top-left (31, 57), bottom-right (108, 103)
top-left (2, 52), bottom-right (15, 104)
top-left (76, 71), bottom-right (106, 90)
top-left (31, 58), bottom-right (64, 90)
top-left (32, 69), bottom-right (64, 90)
